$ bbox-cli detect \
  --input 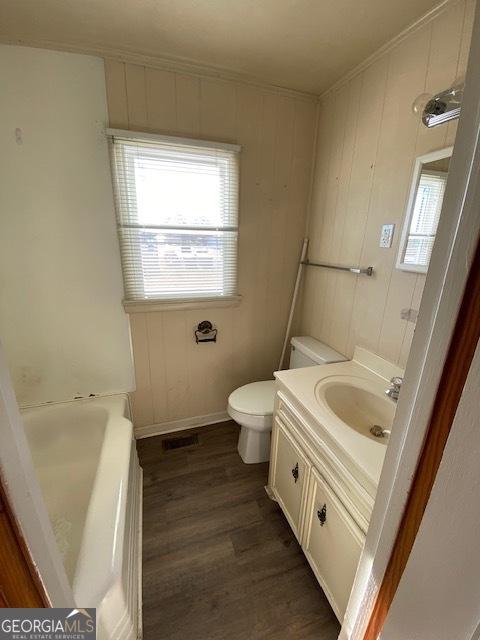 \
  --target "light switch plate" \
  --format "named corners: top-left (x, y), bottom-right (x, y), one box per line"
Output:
top-left (380, 223), bottom-right (395, 248)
